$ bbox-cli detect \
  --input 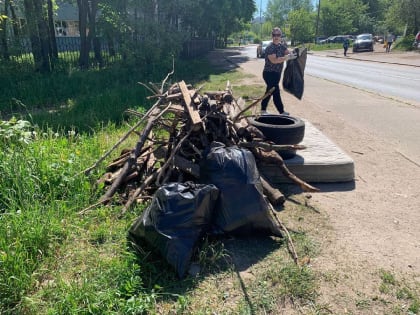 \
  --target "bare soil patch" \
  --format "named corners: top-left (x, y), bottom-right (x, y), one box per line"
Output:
top-left (207, 48), bottom-right (420, 313)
